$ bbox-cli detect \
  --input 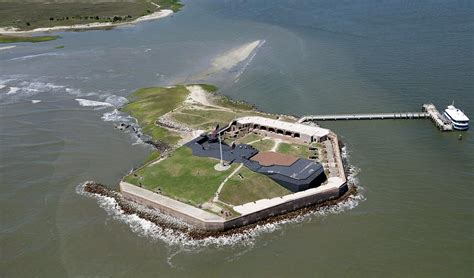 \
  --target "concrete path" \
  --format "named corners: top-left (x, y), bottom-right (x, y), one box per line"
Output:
top-left (270, 138), bottom-right (281, 152)
top-left (213, 164), bottom-right (243, 202)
